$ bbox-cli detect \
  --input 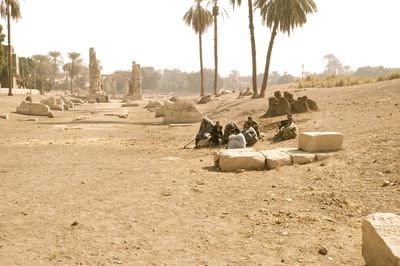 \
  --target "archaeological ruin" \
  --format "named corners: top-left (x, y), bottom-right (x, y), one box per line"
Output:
top-left (123, 61), bottom-right (142, 101)
top-left (87, 48), bottom-right (109, 103)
